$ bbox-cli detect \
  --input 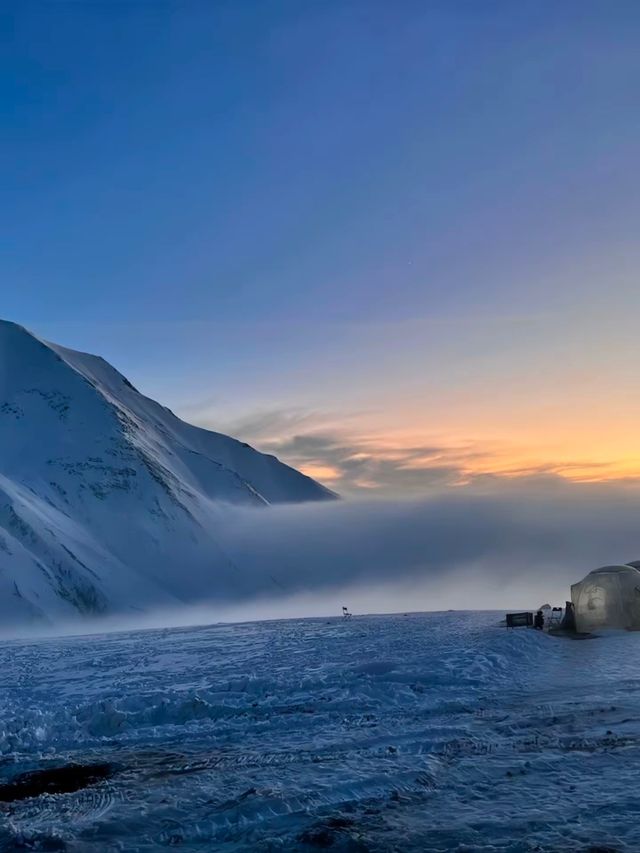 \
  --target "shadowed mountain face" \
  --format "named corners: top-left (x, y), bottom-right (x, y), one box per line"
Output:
top-left (0, 320), bottom-right (335, 627)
